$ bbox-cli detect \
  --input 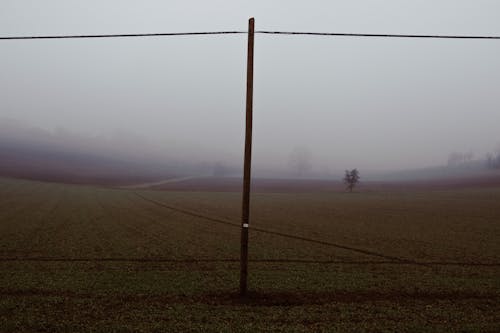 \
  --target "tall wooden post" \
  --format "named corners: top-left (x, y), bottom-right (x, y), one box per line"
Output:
top-left (240, 17), bottom-right (255, 297)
